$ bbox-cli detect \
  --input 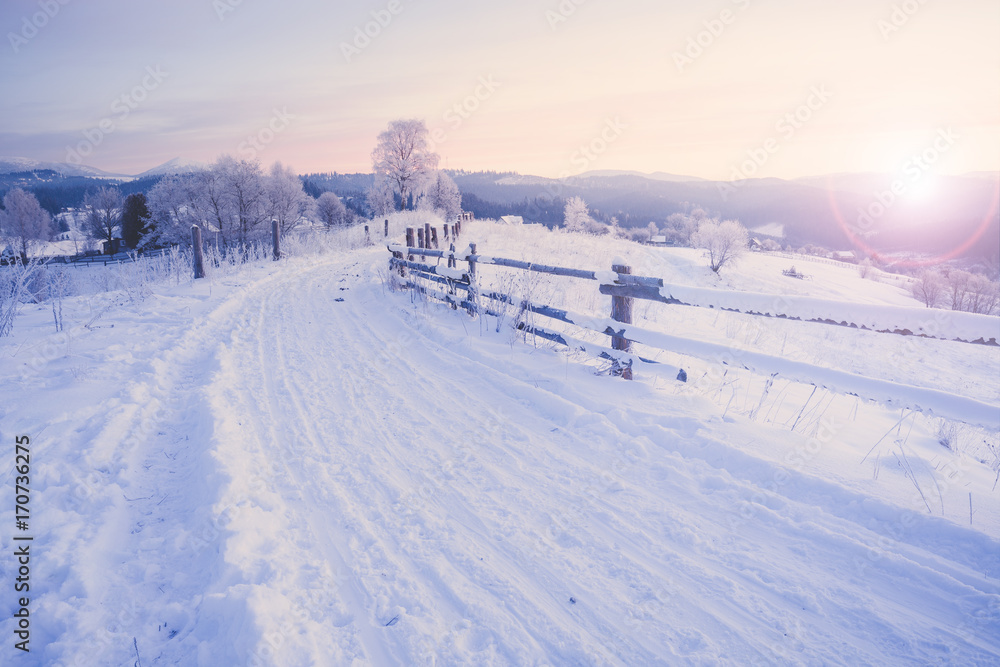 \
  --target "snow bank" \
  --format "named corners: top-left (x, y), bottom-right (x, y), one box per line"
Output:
top-left (660, 283), bottom-right (999, 345)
